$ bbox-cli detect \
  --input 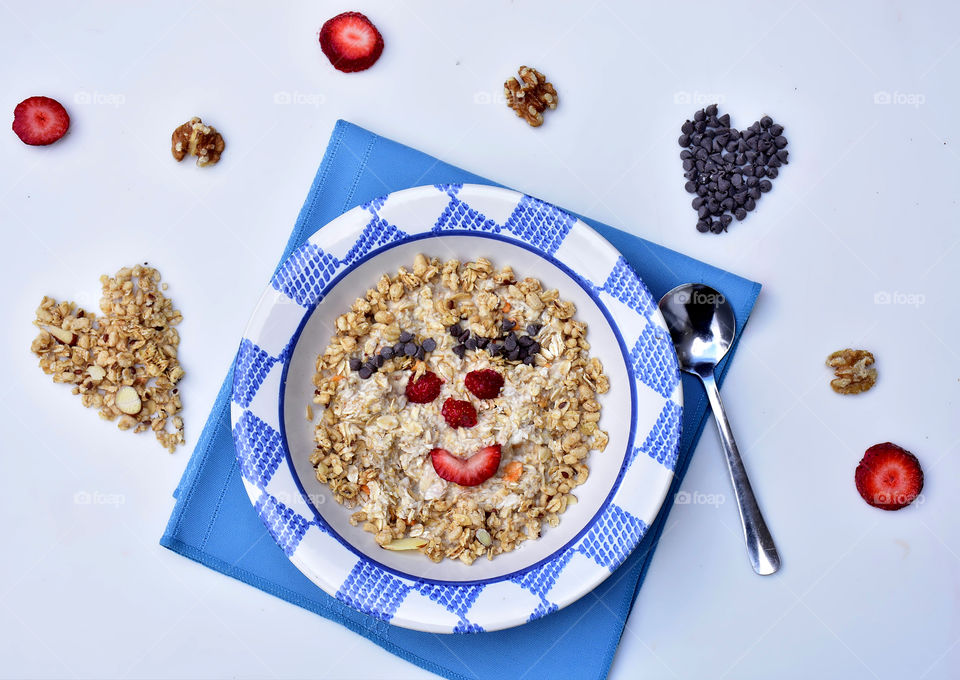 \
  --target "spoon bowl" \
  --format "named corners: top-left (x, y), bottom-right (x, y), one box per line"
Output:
top-left (659, 284), bottom-right (736, 375)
